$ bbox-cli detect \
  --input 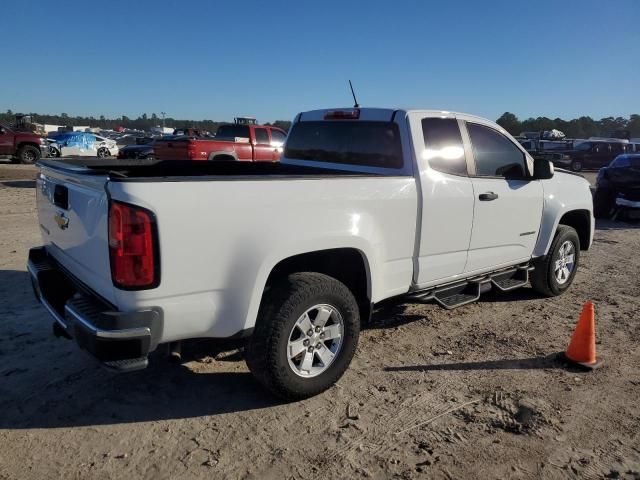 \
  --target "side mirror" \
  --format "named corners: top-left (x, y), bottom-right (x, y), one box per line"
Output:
top-left (533, 158), bottom-right (554, 180)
